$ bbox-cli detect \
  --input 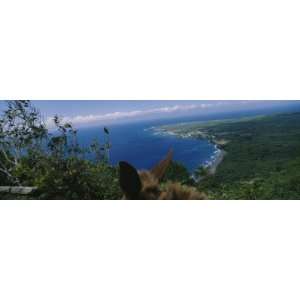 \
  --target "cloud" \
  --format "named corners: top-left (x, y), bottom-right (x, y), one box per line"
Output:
top-left (45, 101), bottom-right (241, 128)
